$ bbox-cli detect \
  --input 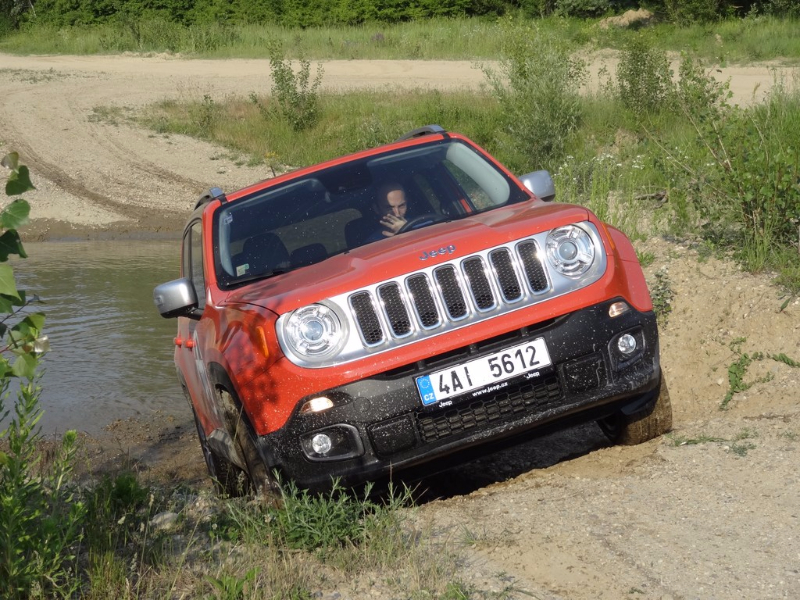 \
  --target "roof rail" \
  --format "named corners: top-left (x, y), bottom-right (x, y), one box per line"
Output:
top-left (194, 187), bottom-right (227, 210)
top-left (394, 124), bottom-right (448, 143)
